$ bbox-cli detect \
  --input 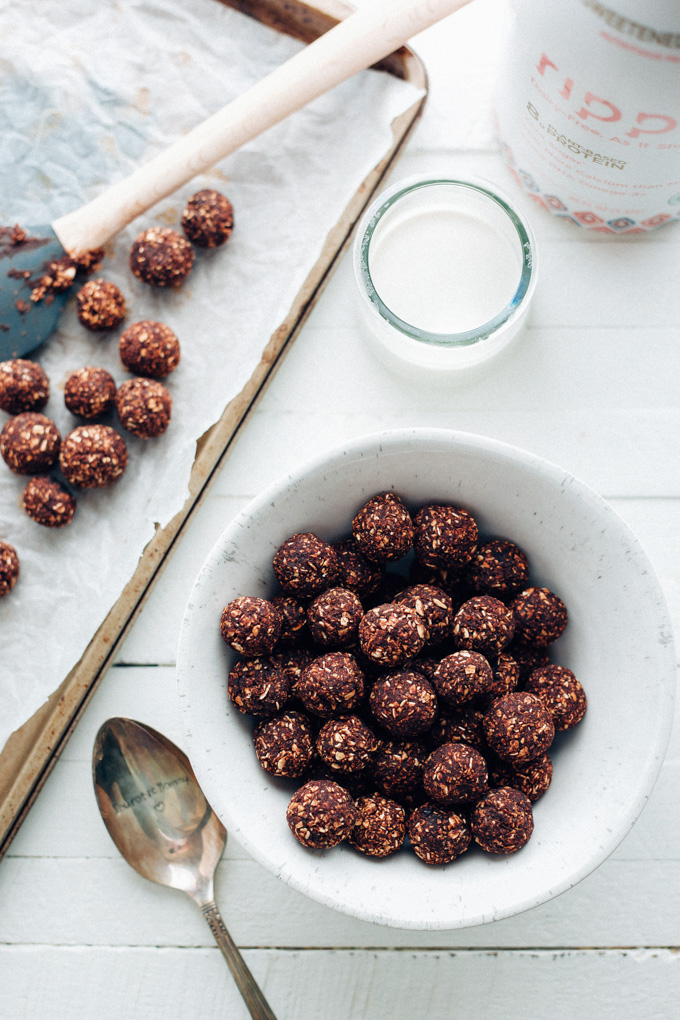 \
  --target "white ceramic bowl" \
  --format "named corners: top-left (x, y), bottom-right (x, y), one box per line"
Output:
top-left (177, 429), bottom-right (675, 930)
